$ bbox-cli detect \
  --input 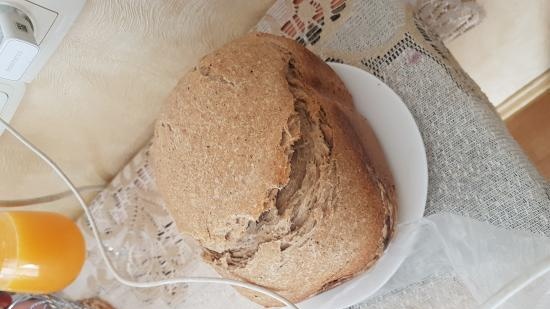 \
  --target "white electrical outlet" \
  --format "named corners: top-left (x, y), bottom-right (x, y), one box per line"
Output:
top-left (1, 0), bottom-right (56, 45)
top-left (0, 0), bottom-right (86, 136)
top-left (0, 0), bottom-right (87, 82)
